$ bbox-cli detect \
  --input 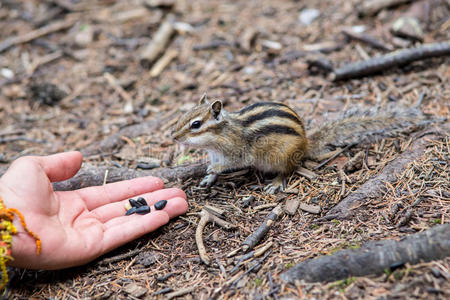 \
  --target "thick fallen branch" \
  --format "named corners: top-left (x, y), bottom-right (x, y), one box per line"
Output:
top-left (330, 41), bottom-right (450, 81)
top-left (281, 224), bottom-right (450, 283)
top-left (318, 122), bottom-right (449, 221)
top-left (52, 163), bottom-right (206, 191)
